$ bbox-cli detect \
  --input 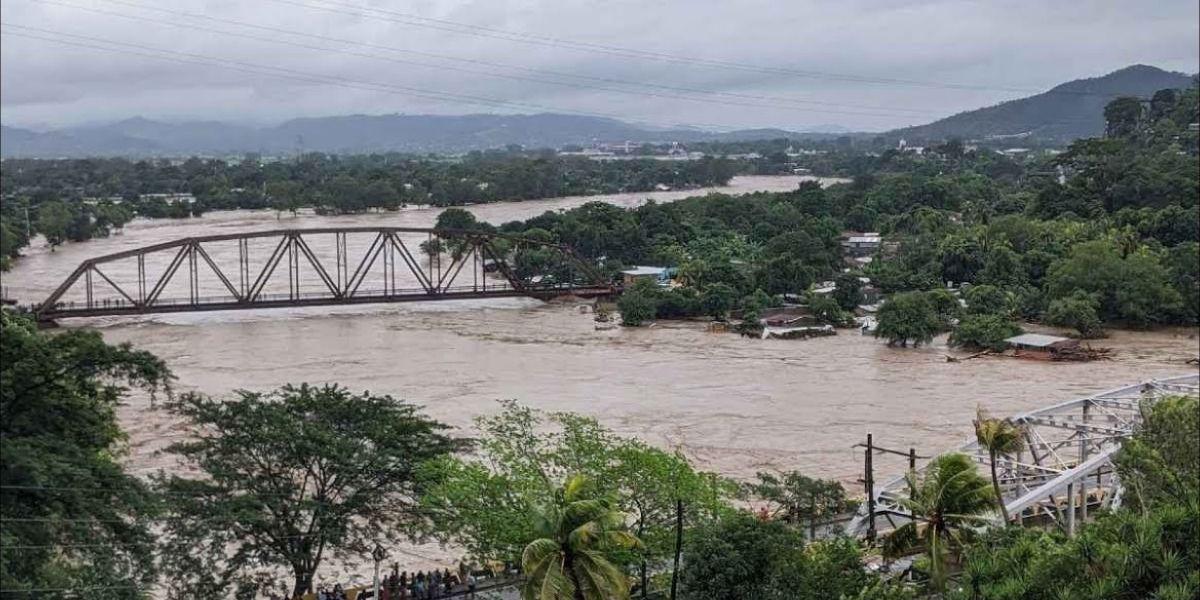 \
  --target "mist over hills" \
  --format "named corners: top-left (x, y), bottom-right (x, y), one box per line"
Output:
top-left (0, 113), bottom-right (829, 158)
top-left (885, 65), bottom-right (1195, 144)
top-left (2, 65), bottom-right (1194, 158)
